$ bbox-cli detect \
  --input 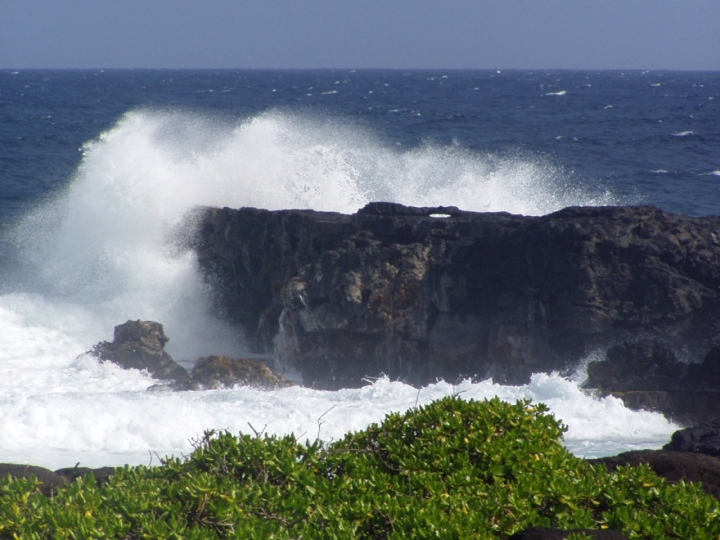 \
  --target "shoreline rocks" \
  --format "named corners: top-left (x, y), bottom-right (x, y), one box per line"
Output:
top-left (663, 422), bottom-right (720, 457)
top-left (84, 320), bottom-right (293, 391)
top-left (194, 202), bottom-right (720, 395)
top-left (168, 355), bottom-right (295, 391)
top-left (84, 320), bottom-right (187, 380)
